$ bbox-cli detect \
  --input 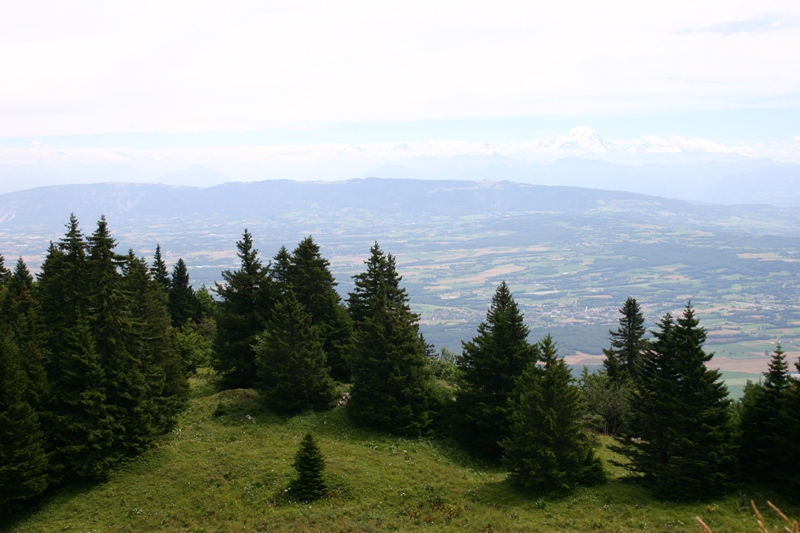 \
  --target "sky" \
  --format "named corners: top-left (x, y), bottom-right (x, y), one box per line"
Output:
top-left (1, 0), bottom-right (800, 190)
